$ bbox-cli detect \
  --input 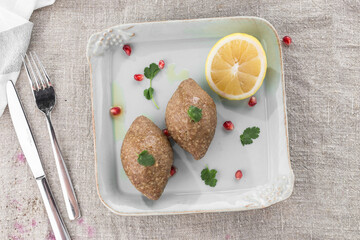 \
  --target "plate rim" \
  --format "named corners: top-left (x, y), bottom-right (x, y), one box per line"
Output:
top-left (87, 16), bottom-right (294, 216)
